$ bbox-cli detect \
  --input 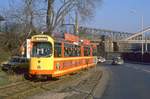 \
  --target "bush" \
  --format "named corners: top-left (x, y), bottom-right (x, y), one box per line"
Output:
top-left (0, 48), bottom-right (10, 63)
